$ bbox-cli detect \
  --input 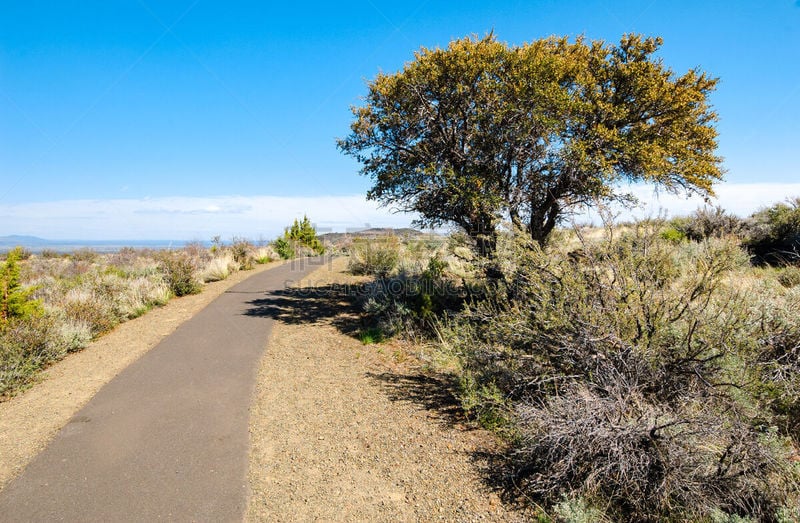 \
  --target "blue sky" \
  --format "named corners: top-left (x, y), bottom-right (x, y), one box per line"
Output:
top-left (1, 0), bottom-right (799, 239)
